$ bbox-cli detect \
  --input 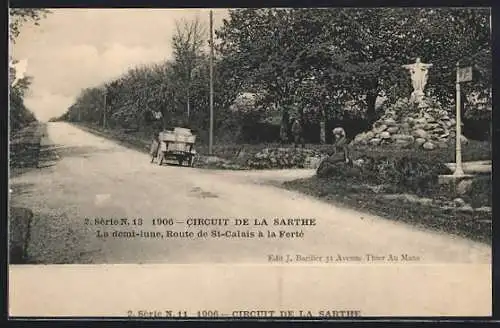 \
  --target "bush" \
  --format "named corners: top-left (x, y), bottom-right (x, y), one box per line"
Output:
top-left (316, 152), bottom-right (362, 179)
top-left (351, 141), bottom-right (491, 163)
top-left (392, 156), bottom-right (450, 193)
top-left (318, 153), bottom-right (451, 194)
top-left (10, 93), bottom-right (37, 132)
